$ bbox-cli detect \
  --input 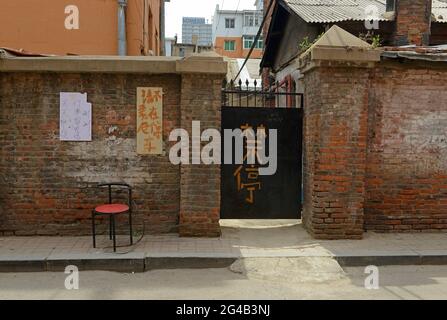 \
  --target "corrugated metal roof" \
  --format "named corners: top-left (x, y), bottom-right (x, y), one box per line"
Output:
top-left (283, 0), bottom-right (447, 24)
top-left (283, 0), bottom-right (391, 23)
top-left (433, 0), bottom-right (447, 23)
top-left (434, 0), bottom-right (447, 8)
